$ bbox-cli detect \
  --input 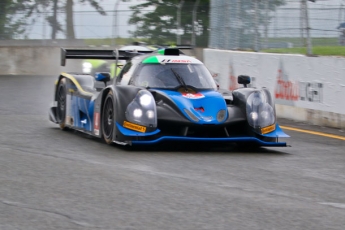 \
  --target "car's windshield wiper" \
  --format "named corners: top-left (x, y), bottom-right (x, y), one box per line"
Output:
top-left (171, 68), bottom-right (188, 91)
